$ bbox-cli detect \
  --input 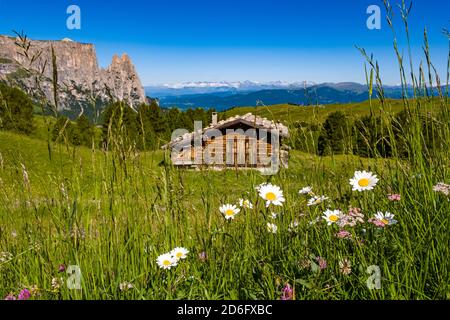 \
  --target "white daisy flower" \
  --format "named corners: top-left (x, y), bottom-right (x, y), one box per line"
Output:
top-left (270, 212), bottom-right (278, 220)
top-left (322, 209), bottom-right (342, 225)
top-left (119, 282), bottom-right (134, 292)
top-left (339, 258), bottom-right (352, 275)
top-left (288, 220), bottom-right (300, 233)
top-left (171, 247), bottom-right (189, 260)
top-left (267, 223), bottom-right (278, 234)
top-left (349, 171), bottom-right (379, 192)
top-left (238, 198), bottom-right (253, 209)
top-left (219, 204), bottom-right (240, 220)
top-left (157, 253), bottom-right (178, 270)
top-left (255, 183), bottom-right (269, 192)
top-left (433, 183), bottom-right (450, 196)
top-left (51, 277), bottom-right (64, 291)
top-left (307, 195), bottom-right (329, 206)
top-left (258, 184), bottom-right (285, 207)
top-left (374, 211), bottom-right (397, 226)
top-left (299, 186), bottom-right (313, 195)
